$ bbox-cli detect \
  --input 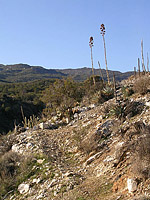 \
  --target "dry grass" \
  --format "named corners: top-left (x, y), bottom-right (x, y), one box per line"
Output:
top-left (132, 126), bottom-right (150, 180)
